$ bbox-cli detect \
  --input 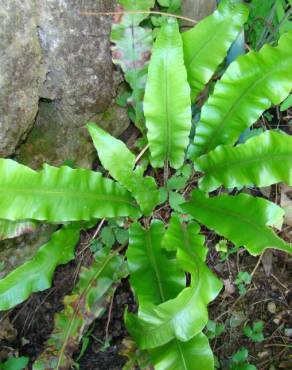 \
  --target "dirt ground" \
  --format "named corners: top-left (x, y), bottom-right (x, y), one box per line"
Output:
top-left (0, 222), bottom-right (291, 370)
